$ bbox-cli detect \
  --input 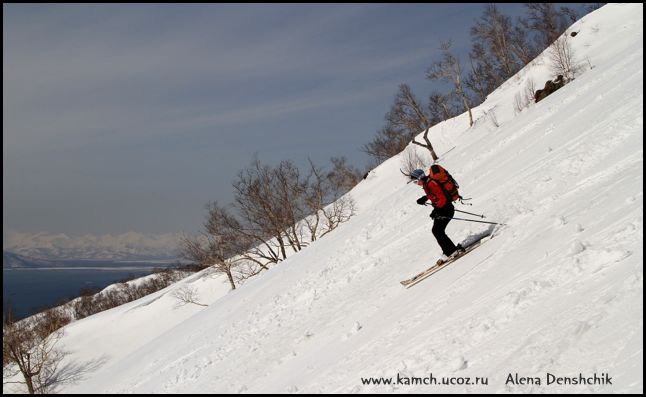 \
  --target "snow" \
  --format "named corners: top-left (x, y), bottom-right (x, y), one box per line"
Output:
top-left (4, 231), bottom-right (182, 260)
top-left (5, 4), bottom-right (642, 394)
